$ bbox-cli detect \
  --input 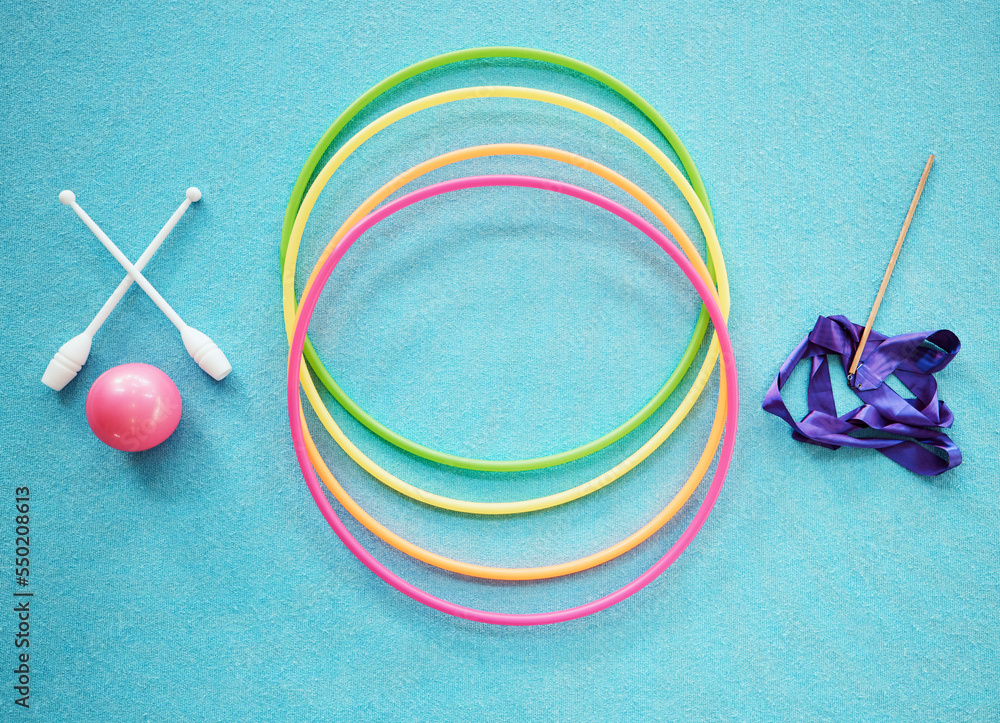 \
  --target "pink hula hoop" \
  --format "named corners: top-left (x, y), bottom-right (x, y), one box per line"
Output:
top-left (288, 175), bottom-right (739, 625)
